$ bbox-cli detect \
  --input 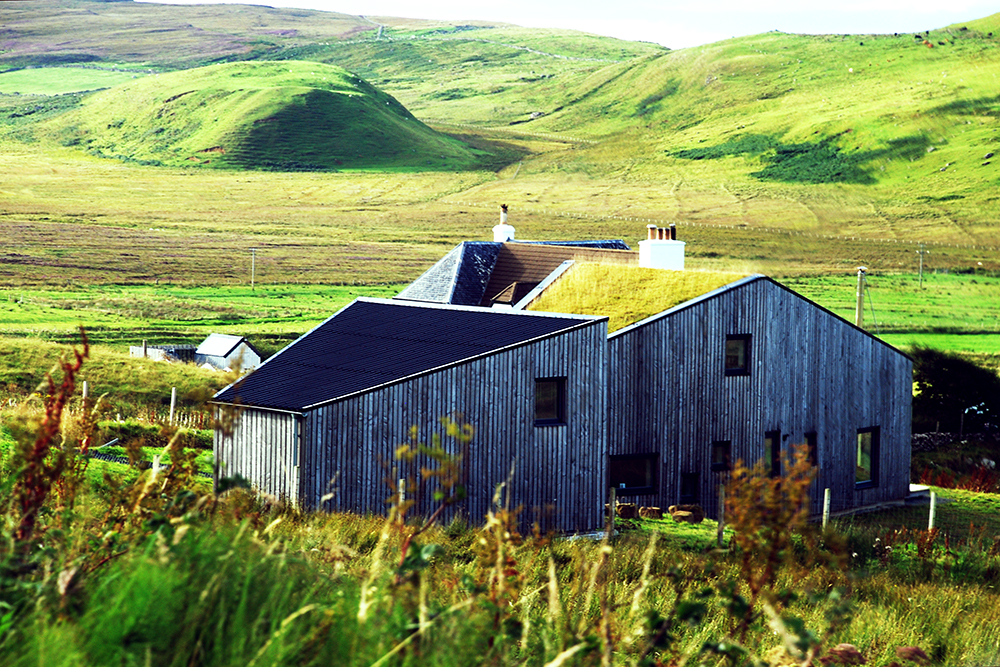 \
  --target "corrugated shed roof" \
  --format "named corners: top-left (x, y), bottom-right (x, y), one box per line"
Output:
top-left (478, 243), bottom-right (637, 307)
top-left (214, 298), bottom-right (603, 412)
top-left (395, 239), bottom-right (631, 307)
top-left (196, 333), bottom-right (245, 358)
